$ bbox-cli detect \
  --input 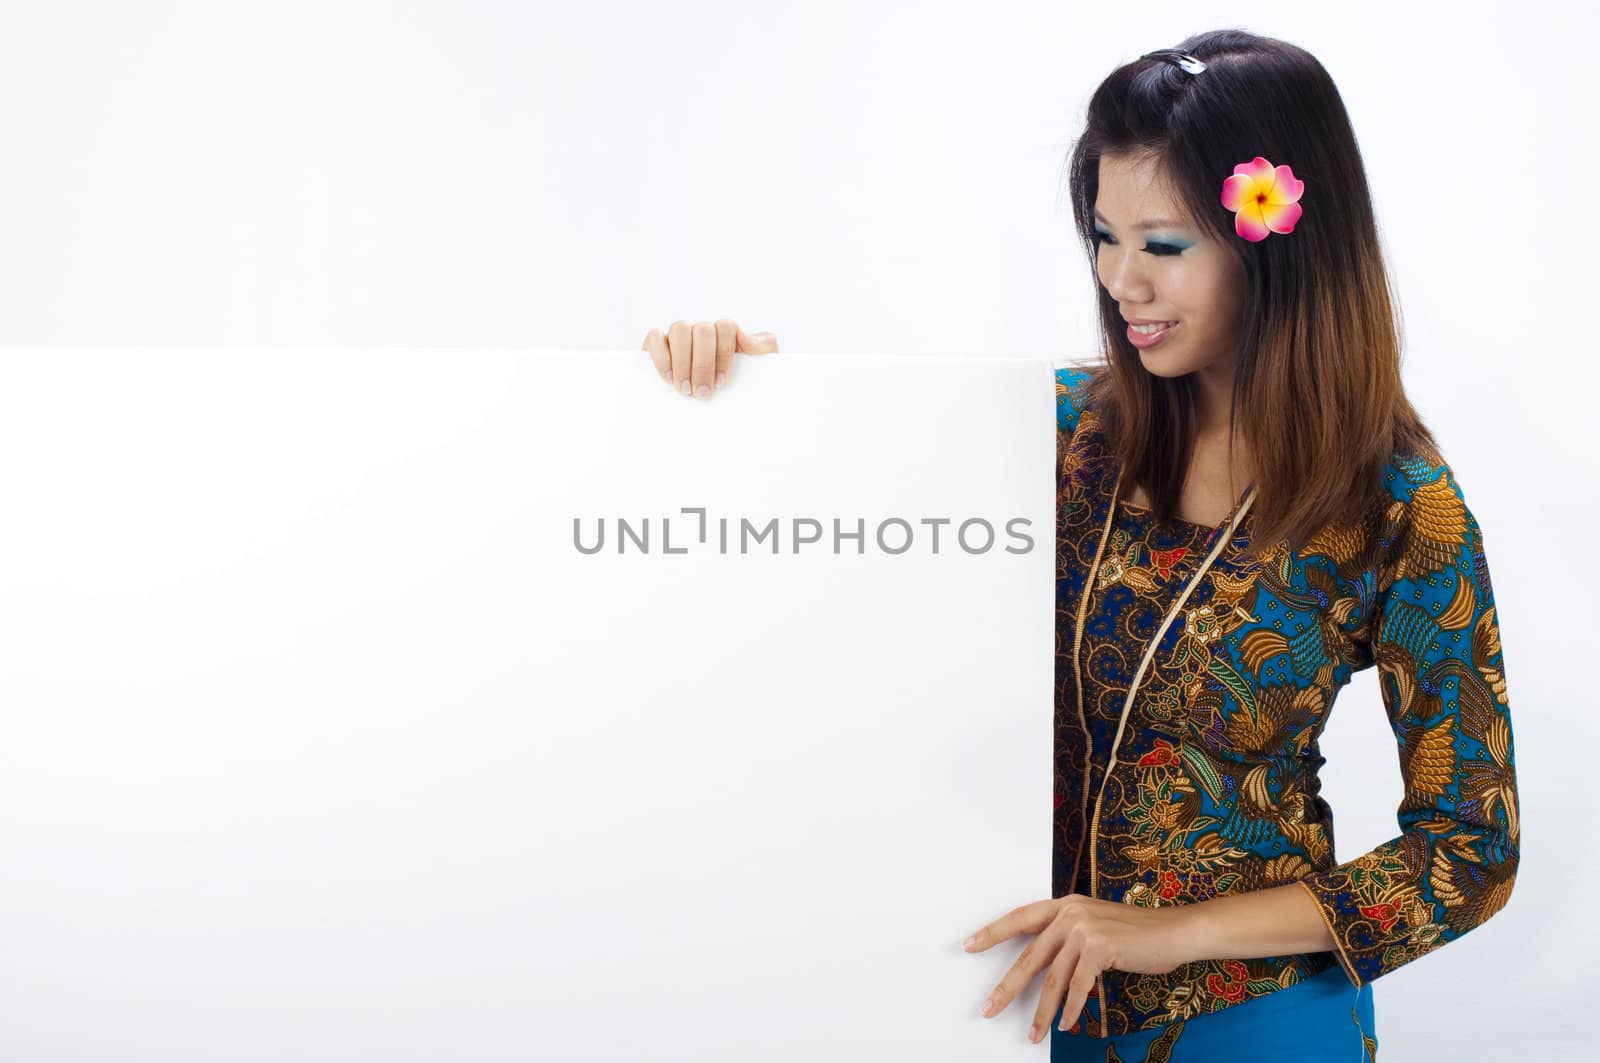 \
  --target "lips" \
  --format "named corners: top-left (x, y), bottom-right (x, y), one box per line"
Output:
top-left (1126, 321), bottom-right (1177, 349)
